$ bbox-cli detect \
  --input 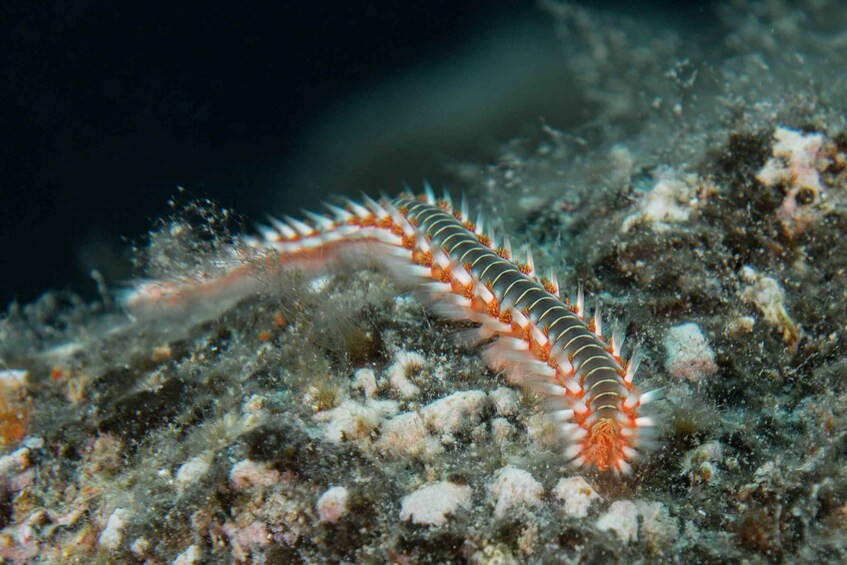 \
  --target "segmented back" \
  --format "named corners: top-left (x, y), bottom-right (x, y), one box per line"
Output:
top-left (125, 189), bottom-right (658, 473)
top-left (398, 195), bottom-right (656, 472)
